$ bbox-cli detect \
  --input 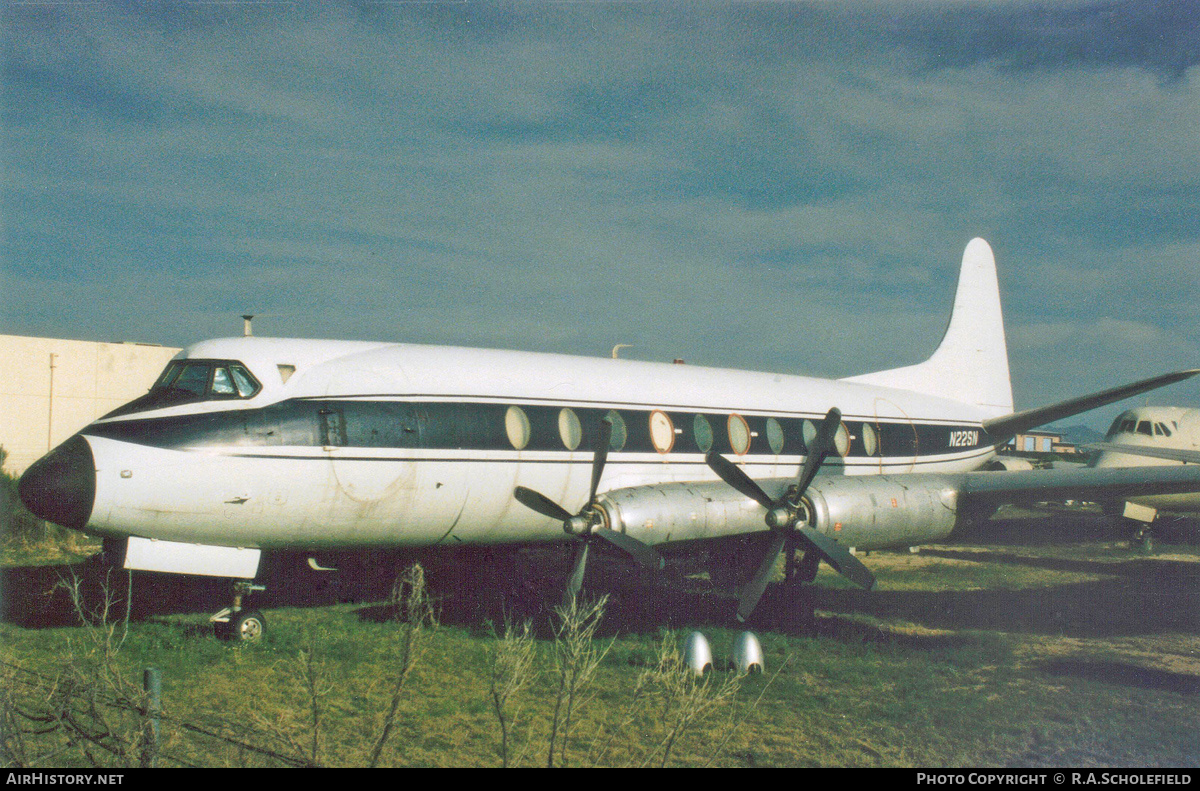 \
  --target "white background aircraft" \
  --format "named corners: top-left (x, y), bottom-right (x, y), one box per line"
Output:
top-left (1088, 406), bottom-right (1200, 551)
top-left (18, 239), bottom-right (1200, 639)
